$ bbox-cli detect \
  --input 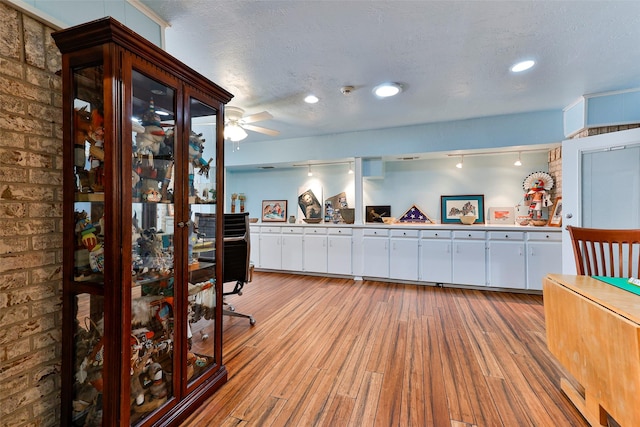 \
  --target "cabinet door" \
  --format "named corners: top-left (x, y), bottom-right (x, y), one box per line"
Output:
top-left (281, 233), bottom-right (303, 271)
top-left (420, 236), bottom-right (452, 284)
top-left (260, 232), bottom-right (281, 269)
top-left (488, 241), bottom-right (526, 289)
top-left (304, 229), bottom-right (327, 273)
top-left (389, 230), bottom-right (419, 281)
top-left (363, 230), bottom-right (389, 278)
top-left (249, 226), bottom-right (260, 267)
top-left (328, 234), bottom-right (352, 275)
top-left (452, 231), bottom-right (486, 286)
top-left (527, 241), bottom-right (562, 290)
